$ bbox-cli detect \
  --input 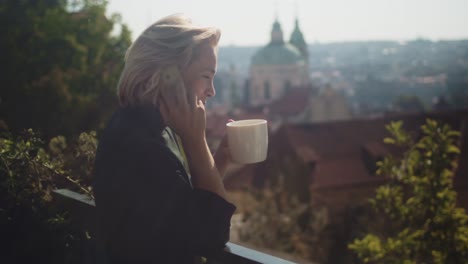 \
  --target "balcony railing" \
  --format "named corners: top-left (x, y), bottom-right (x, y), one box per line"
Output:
top-left (52, 189), bottom-right (296, 264)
